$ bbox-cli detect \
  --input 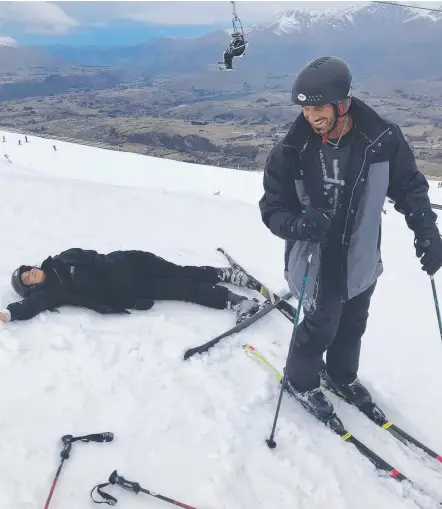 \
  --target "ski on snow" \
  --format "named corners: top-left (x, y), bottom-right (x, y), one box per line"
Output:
top-left (216, 247), bottom-right (296, 322)
top-left (182, 248), bottom-right (292, 360)
top-left (243, 344), bottom-right (442, 507)
top-left (218, 247), bottom-right (442, 469)
top-left (183, 292), bottom-right (291, 360)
